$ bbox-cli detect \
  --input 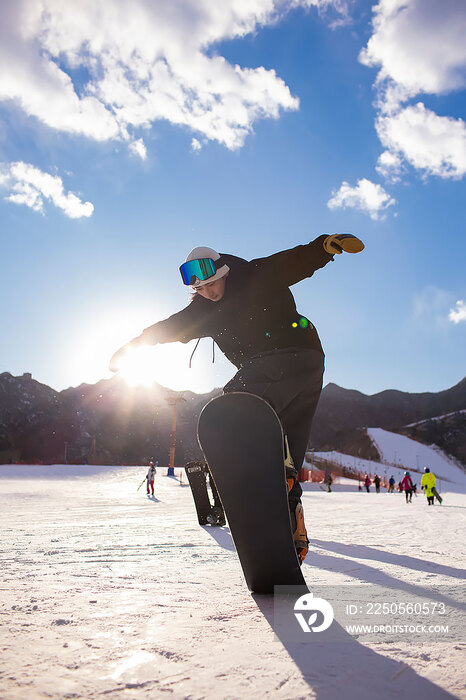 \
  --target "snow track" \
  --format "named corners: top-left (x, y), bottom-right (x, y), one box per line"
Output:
top-left (0, 465), bottom-right (465, 699)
